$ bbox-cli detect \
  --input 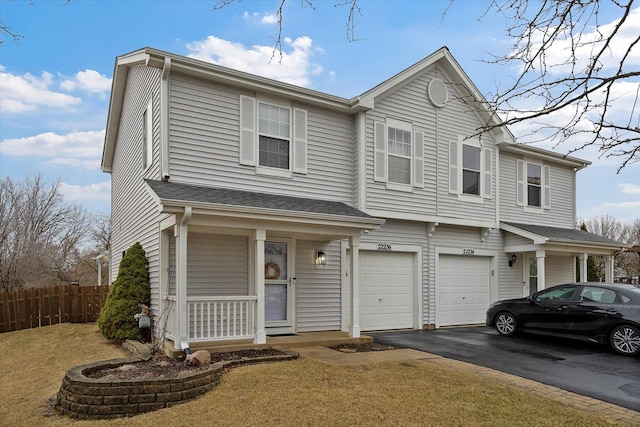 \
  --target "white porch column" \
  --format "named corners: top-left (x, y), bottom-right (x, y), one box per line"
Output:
top-left (254, 229), bottom-right (267, 344)
top-left (536, 250), bottom-right (546, 290)
top-left (604, 254), bottom-right (614, 282)
top-left (579, 253), bottom-right (588, 282)
top-left (349, 235), bottom-right (360, 338)
top-left (176, 207), bottom-right (191, 350)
